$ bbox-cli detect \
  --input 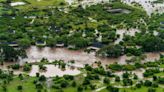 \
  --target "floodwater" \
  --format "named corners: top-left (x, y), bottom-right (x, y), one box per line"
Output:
top-left (122, 0), bottom-right (164, 15)
top-left (29, 65), bottom-right (81, 77)
top-left (1, 46), bottom-right (162, 77)
top-left (22, 46), bottom-right (120, 65)
top-left (22, 46), bottom-right (163, 66)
